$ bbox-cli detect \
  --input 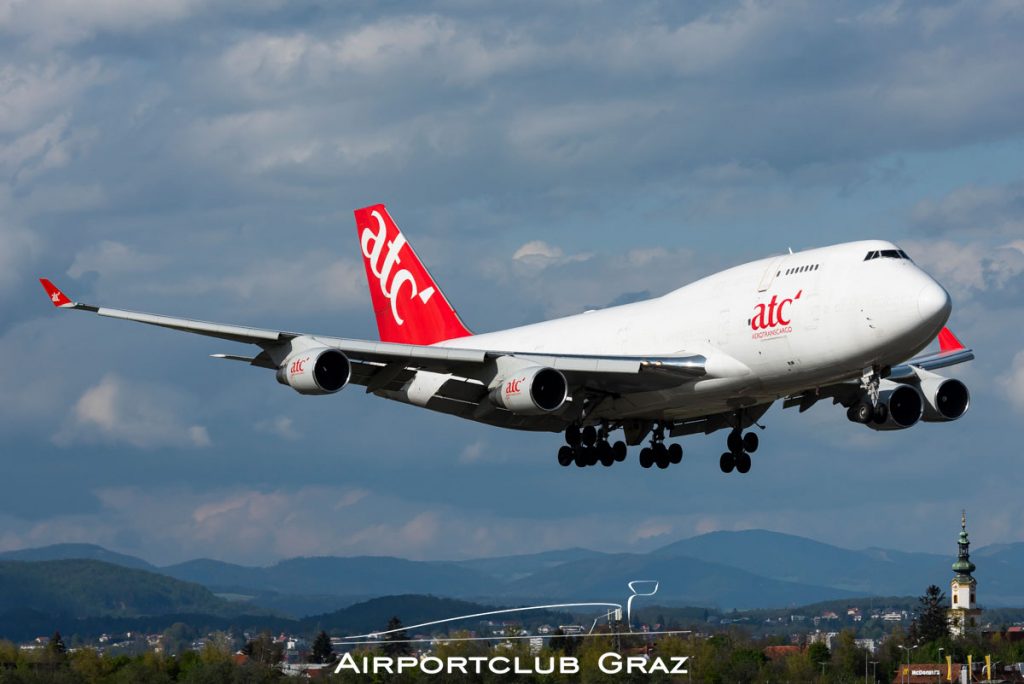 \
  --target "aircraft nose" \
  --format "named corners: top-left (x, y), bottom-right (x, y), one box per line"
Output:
top-left (917, 279), bottom-right (952, 326)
